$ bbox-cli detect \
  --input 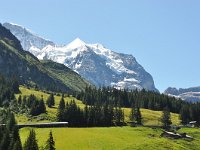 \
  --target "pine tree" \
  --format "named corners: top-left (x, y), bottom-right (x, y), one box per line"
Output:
top-left (44, 131), bottom-right (55, 150)
top-left (18, 95), bottom-right (22, 106)
top-left (22, 96), bottom-right (27, 109)
top-left (29, 101), bottom-right (37, 116)
top-left (161, 107), bottom-right (172, 130)
top-left (135, 106), bottom-right (142, 125)
top-left (129, 105), bottom-right (142, 125)
top-left (179, 105), bottom-right (190, 125)
top-left (12, 140), bottom-right (22, 150)
top-left (11, 126), bottom-right (22, 150)
top-left (56, 95), bottom-right (65, 121)
top-left (46, 93), bottom-right (55, 108)
top-left (58, 95), bottom-right (65, 110)
top-left (84, 105), bottom-right (89, 126)
top-left (114, 106), bottom-right (124, 125)
top-left (7, 112), bottom-right (16, 131)
top-left (11, 77), bottom-right (20, 93)
top-left (129, 104), bottom-right (135, 122)
top-left (23, 129), bottom-right (39, 150)
top-left (38, 98), bottom-right (46, 114)
top-left (0, 129), bottom-right (10, 150)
